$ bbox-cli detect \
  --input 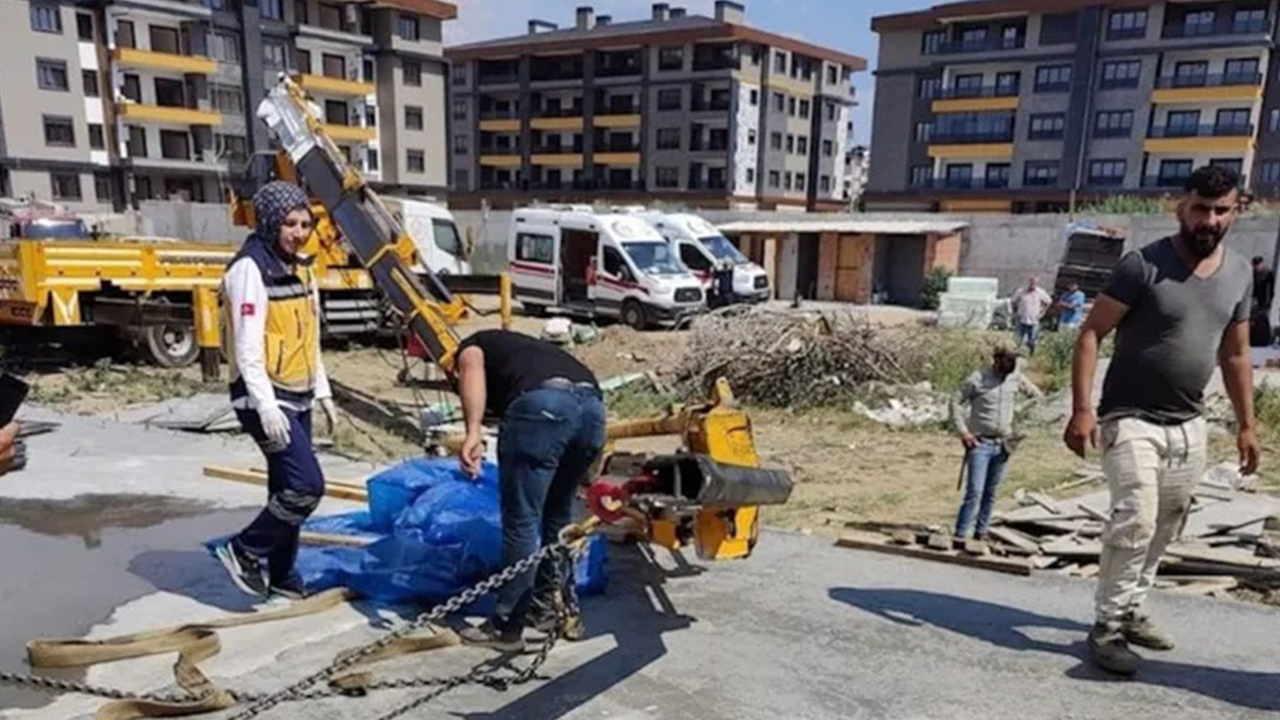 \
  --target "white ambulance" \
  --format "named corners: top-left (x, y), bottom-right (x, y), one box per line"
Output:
top-left (507, 206), bottom-right (706, 329)
top-left (638, 212), bottom-right (770, 303)
top-left (382, 196), bottom-right (472, 275)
